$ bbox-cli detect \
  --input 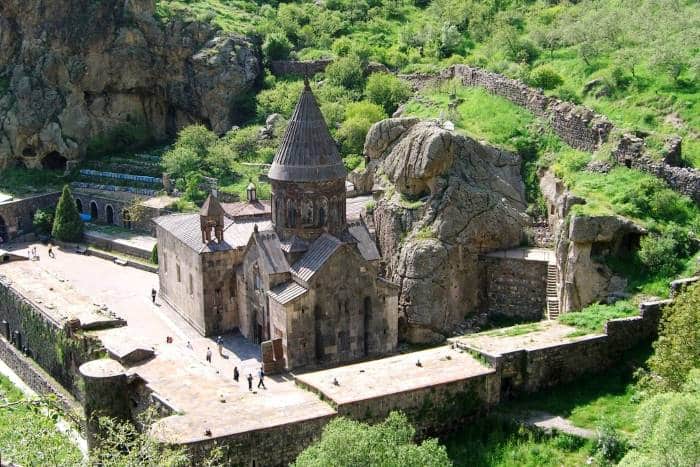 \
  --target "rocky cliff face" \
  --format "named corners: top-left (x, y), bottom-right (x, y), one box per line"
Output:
top-left (365, 118), bottom-right (529, 343)
top-left (0, 0), bottom-right (260, 169)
